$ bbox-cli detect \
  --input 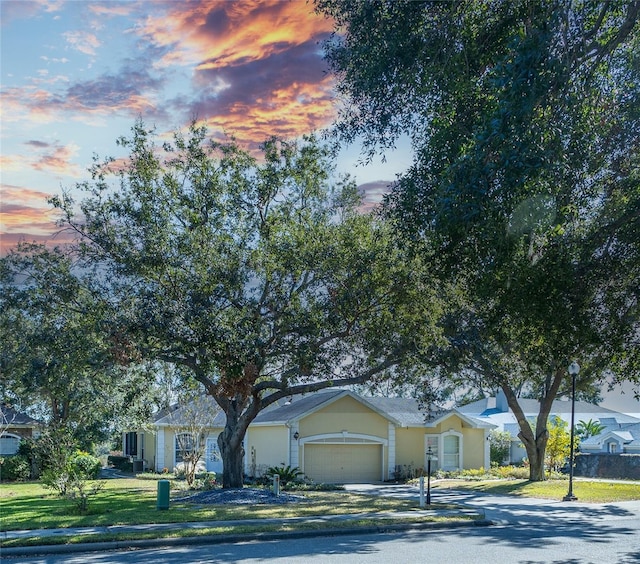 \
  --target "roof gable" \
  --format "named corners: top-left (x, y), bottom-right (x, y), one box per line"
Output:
top-left (1, 405), bottom-right (40, 427)
top-left (261, 390), bottom-right (405, 426)
top-left (425, 409), bottom-right (496, 430)
top-left (152, 390), bottom-right (434, 429)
